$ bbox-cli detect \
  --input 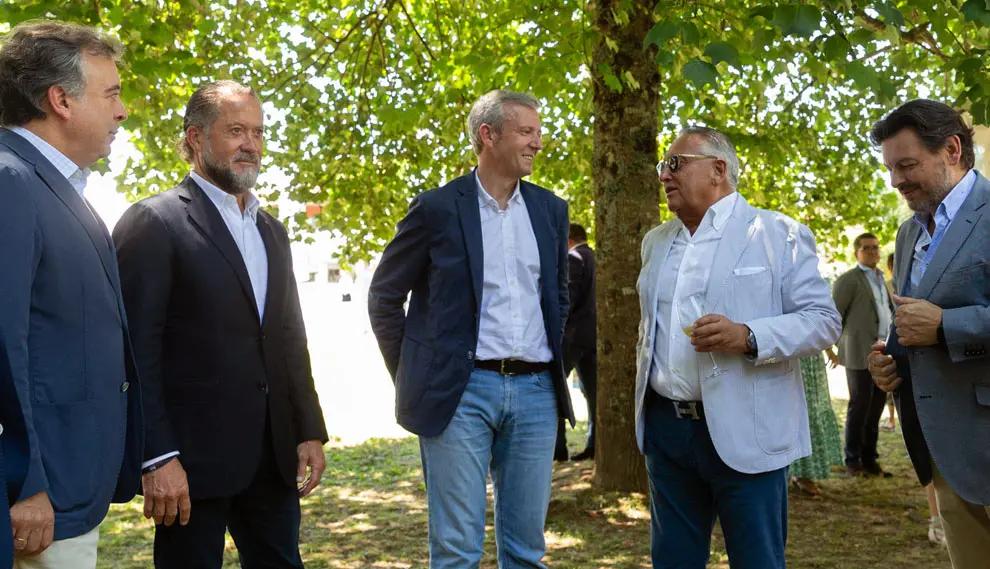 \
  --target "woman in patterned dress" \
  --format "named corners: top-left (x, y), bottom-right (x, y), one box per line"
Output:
top-left (790, 352), bottom-right (844, 495)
